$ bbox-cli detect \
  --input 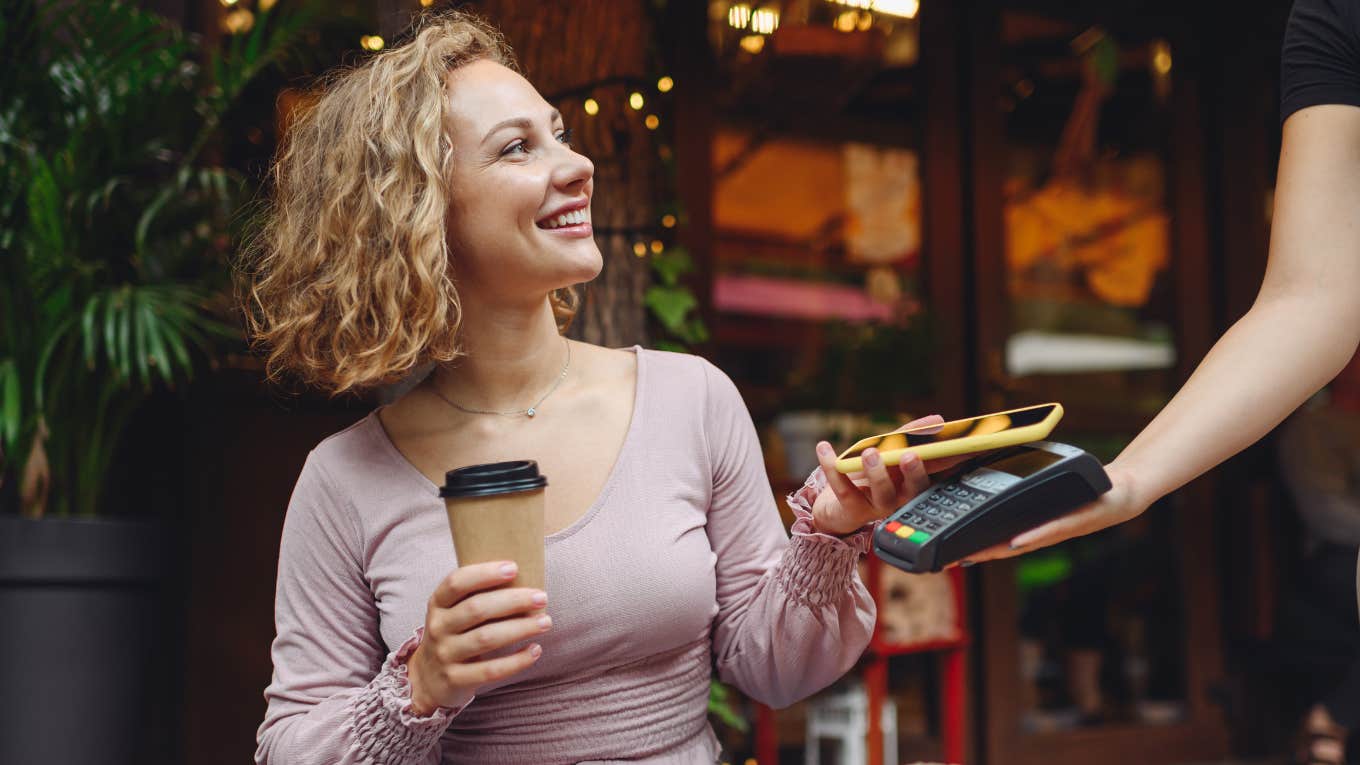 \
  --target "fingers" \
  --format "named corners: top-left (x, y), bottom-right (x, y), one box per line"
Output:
top-left (922, 453), bottom-right (971, 474)
top-left (430, 561), bottom-right (519, 609)
top-left (450, 642), bottom-right (544, 688)
top-left (896, 414), bottom-right (944, 434)
top-left (959, 509), bottom-right (1099, 567)
top-left (449, 613), bottom-right (553, 662)
top-left (816, 441), bottom-right (869, 513)
top-left (1009, 504), bottom-right (1109, 551)
top-left (955, 496), bottom-right (1135, 567)
top-left (860, 448), bottom-right (899, 514)
top-left (896, 451), bottom-right (930, 501)
top-left (439, 587), bottom-right (547, 635)
top-left (953, 540), bottom-right (1016, 566)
